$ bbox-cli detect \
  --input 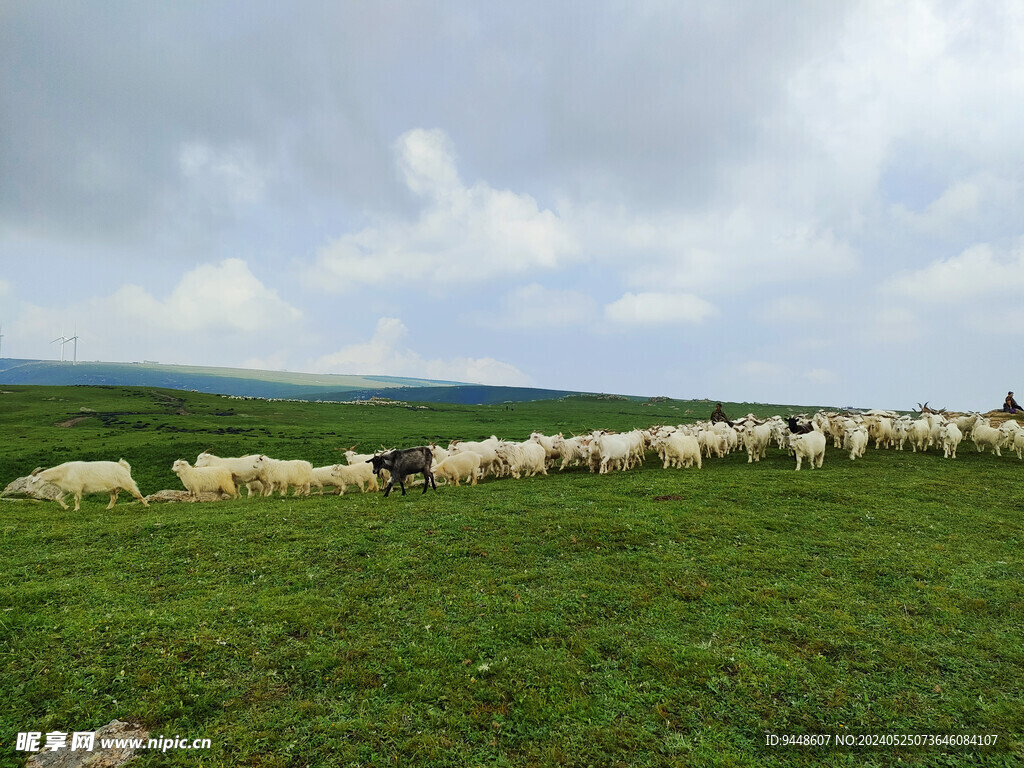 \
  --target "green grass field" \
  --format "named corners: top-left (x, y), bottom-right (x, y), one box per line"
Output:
top-left (1, 386), bottom-right (1021, 767)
